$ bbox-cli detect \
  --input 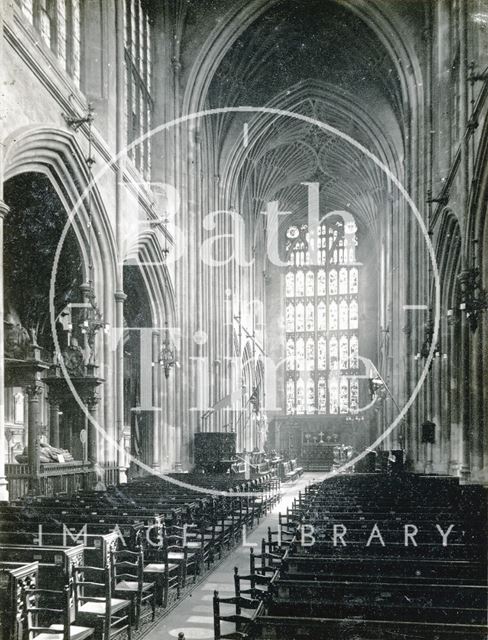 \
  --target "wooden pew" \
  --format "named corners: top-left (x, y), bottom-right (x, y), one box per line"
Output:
top-left (213, 473), bottom-right (488, 640)
top-left (250, 614), bottom-right (488, 639)
top-left (0, 545), bottom-right (84, 587)
top-left (230, 556), bottom-right (488, 635)
top-left (0, 532), bottom-right (119, 569)
top-left (0, 560), bottom-right (39, 640)
top-left (283, 555), bottom-right (487, 582)
top-left (266, 578), bottom-right (488, 624)
top-left (280, 460), bottom-right (302, 482)
top-left (0, 514), bottom-right (144, 550)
